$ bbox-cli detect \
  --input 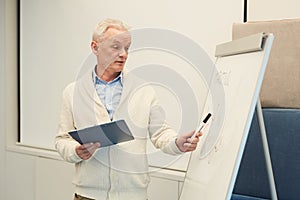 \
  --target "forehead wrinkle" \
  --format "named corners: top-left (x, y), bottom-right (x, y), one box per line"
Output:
top-left (110, 37), bottom-right (131, 46)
